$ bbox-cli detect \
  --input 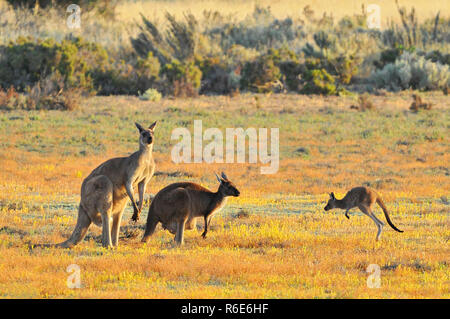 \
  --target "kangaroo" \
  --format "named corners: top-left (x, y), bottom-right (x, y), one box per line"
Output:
top-left (324, 186), bottom-right (403, 241)
top-left (54, 122), bottom-right (157, 248)
top-left (141, 172), bottom-right (240, 245)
